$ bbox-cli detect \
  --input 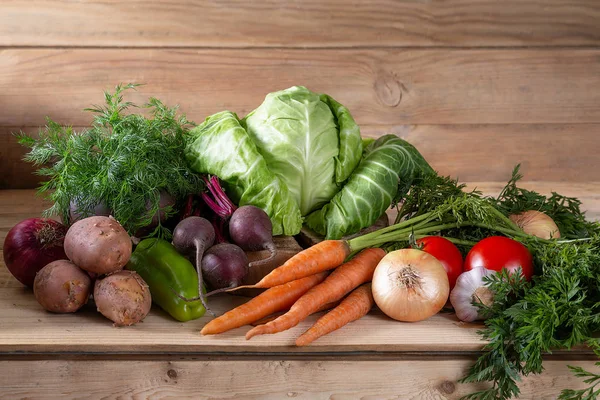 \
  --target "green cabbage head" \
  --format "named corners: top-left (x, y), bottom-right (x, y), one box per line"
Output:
top-left (242, 86), bottom-right (363, 215)
top-left (185, 86), bottom-right (363, 236)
